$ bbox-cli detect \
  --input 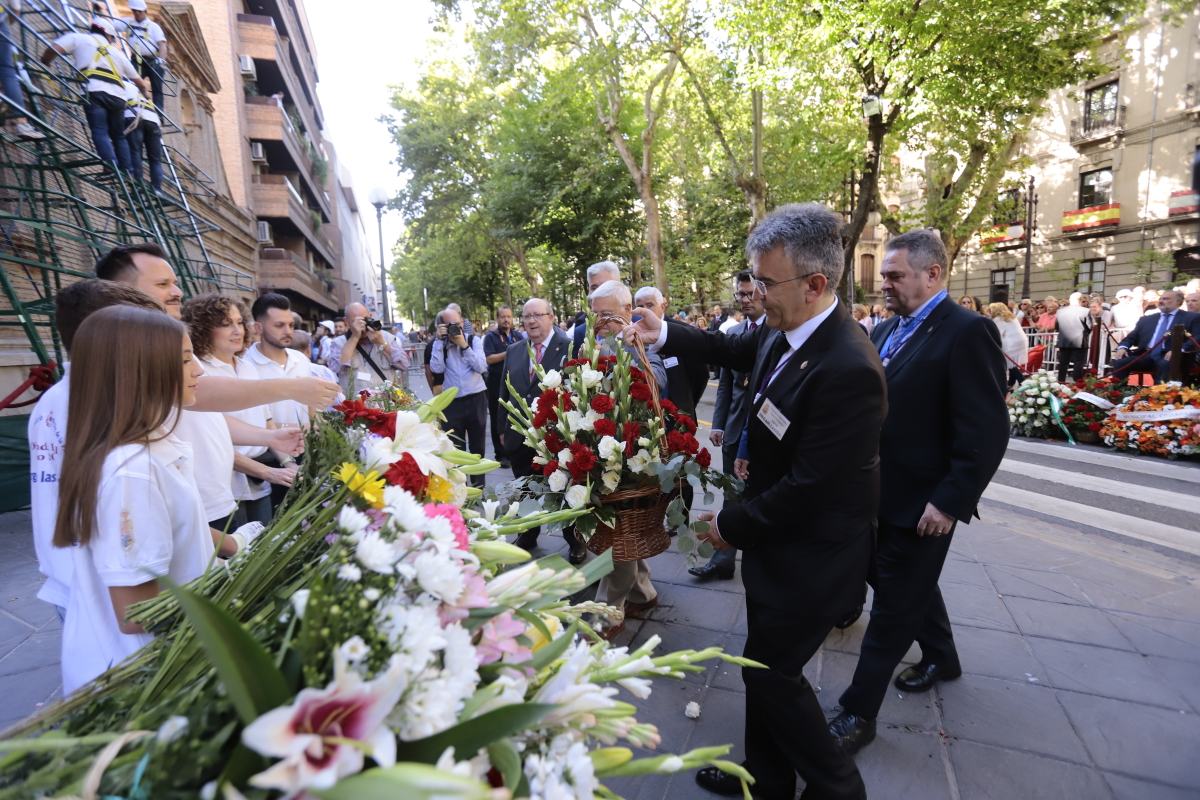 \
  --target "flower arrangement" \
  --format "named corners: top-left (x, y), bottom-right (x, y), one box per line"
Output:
top-left (1060, 375), bottom-right (1137, 441)
top-left (0, 389), bottom-right (757, 800)
top-left (501, 318), bottom-right (738, 558)
top-left (1100, 383), bottom-right (1200, 458)
top-left (1007, 370), bottom-right (1074, 438)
